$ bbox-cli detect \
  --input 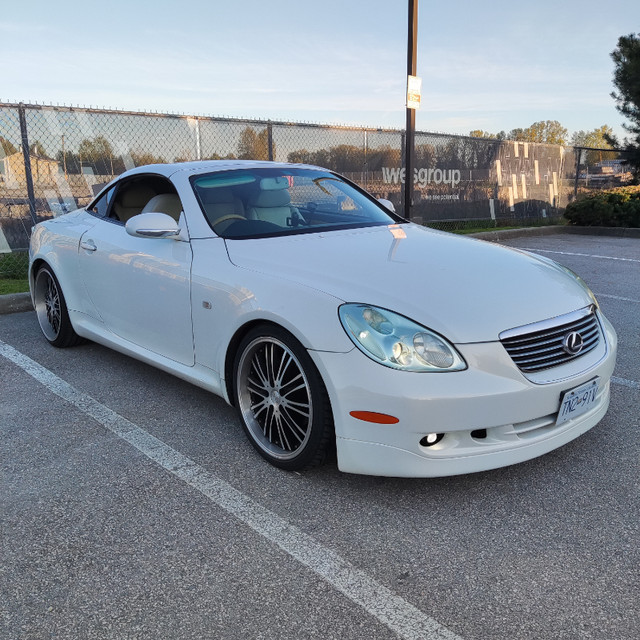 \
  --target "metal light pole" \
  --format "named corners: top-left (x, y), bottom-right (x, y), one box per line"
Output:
top-left (403, 0), bottom-right (418, 220)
